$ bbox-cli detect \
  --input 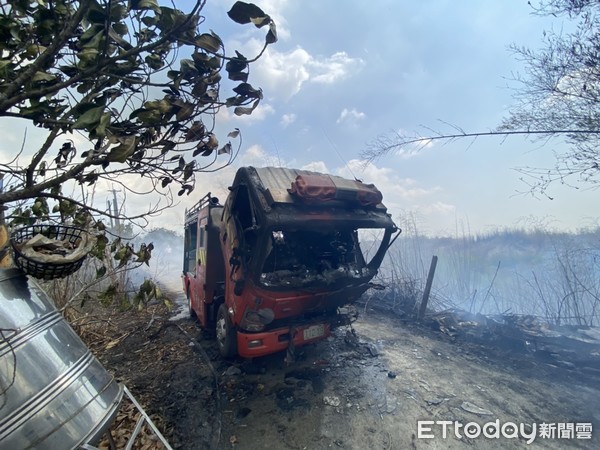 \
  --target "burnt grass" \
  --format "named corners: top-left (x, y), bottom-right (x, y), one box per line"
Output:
top-left (79, 299), bottom-right (600, 449)
top-left (81, 306), bottom-right (221, 449)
